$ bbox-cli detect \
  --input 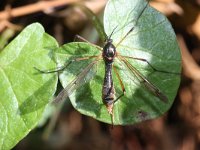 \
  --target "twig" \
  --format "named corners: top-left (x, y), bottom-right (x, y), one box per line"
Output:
top-left (0, 0), bottom-right (81, 20)
top-left (0, 20), bottom-right (22, 32)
